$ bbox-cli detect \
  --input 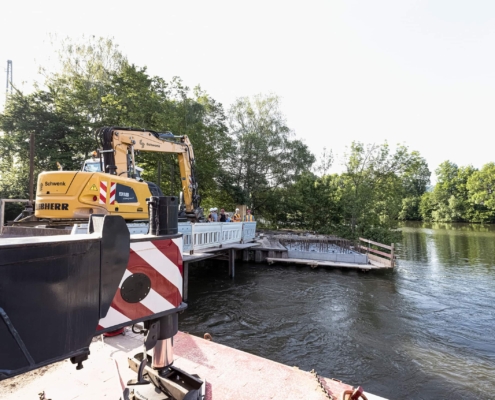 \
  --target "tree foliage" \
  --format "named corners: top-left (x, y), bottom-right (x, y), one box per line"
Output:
top-left (226, 94), bottom-right (315, 213)
top-left (335, 142), bottom-right (427, 242)
top-left (468, 163), bottom-right (495, 214)
top-left (260, 142), bottom-right (431, 243)
top-left (420, 161), bottom-right (495, 223)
